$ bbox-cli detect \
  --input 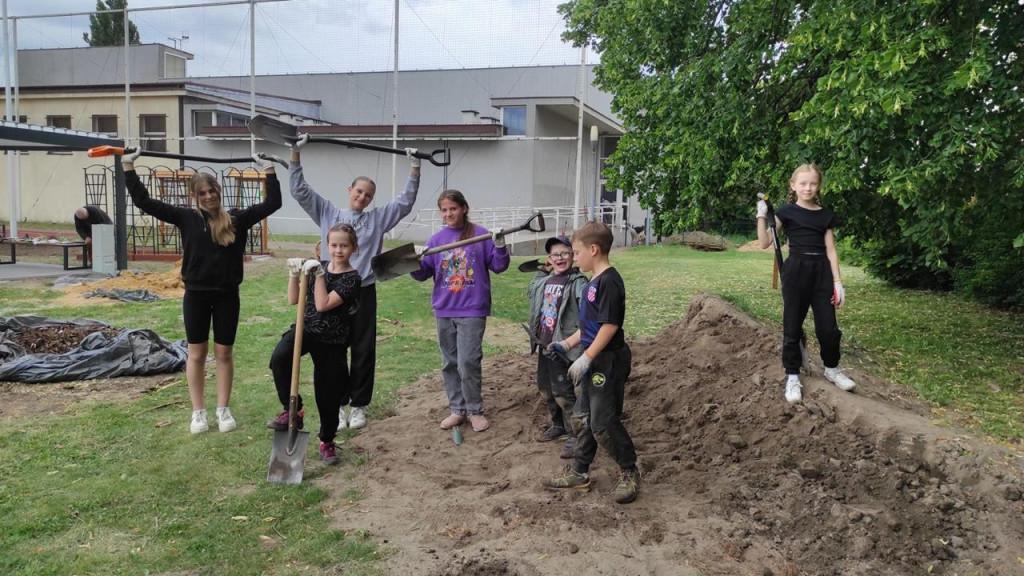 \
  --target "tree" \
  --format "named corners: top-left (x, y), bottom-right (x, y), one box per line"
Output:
top-left (560, 0), bottom-right (1024, 308)
top-left (83, 0), bottom-right (141, 47)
